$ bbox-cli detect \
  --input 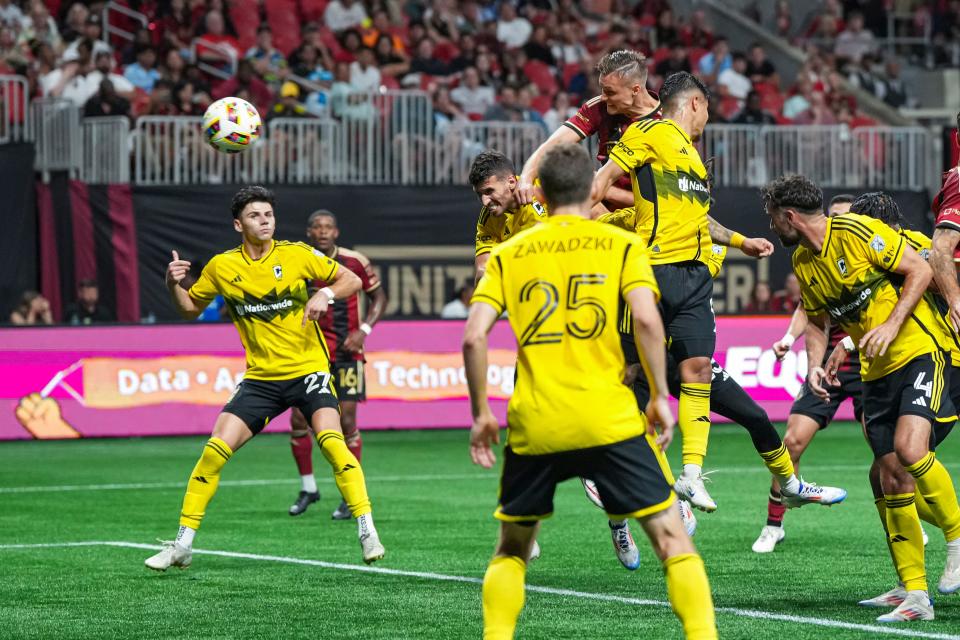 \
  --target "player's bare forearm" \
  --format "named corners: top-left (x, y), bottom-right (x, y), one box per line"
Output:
top-left (886, 247), bottom-right (932, 332)
top-left (932, 228), bottom-right (960, 305)
top-left (462, 303), bottom-right (499, 417)
top-left (364, 286), bottom-right (388, 327)
top-left (168, 285), bottom-right (203, 320)
top-left (708, 216), bottom-right (774, 257)
top-left (786, 303), bottom-right (808, 339)
top-left (519, 126), bottom-right (579, 187)
top-left (330, 266), bottom-right (362, 299)
top-left (603, 185), bottom-right (634, 210)
top-left (627, 288), bottom-right (669, 400)
top-left (707, 216), bottom-right (734, 245)
top-left (590, 161), bottom-right (626, 206)
top-left (474, 253), bottom-right (490, 286)
top-left (804, 313), bottom-right (828, 368)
